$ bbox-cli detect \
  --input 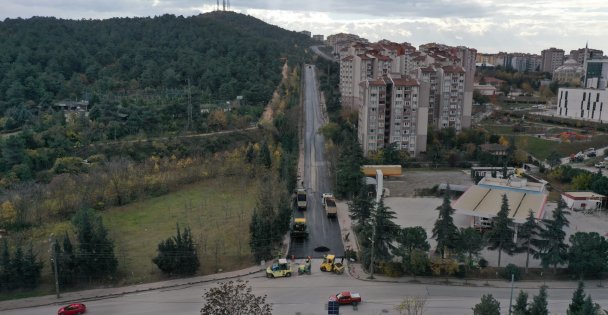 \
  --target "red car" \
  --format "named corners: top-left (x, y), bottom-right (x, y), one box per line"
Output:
top-left (329, 291), bottom-right (362, 305)
top-left (57, 303), bottom-right (86, 315)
